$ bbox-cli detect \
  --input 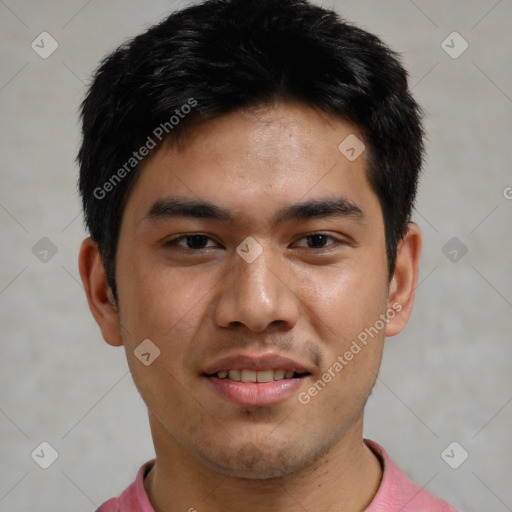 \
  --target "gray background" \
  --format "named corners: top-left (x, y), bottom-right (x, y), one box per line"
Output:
top-left (1, 1), bottom-right (511, 511)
